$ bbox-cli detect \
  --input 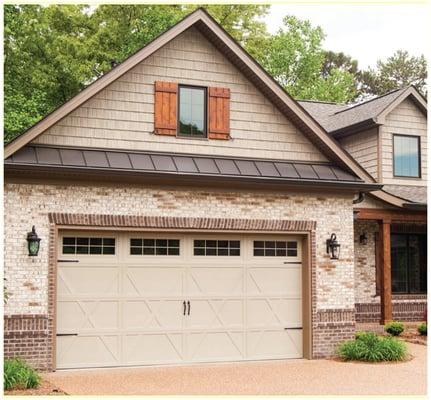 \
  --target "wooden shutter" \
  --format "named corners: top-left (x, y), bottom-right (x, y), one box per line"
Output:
top-left (154, 81), bottom-right (178, 136)
top-left (208, 87), bottom-right (230, 140)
